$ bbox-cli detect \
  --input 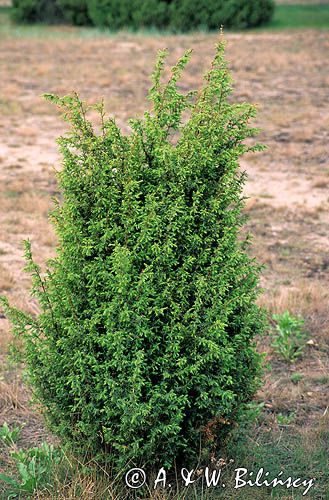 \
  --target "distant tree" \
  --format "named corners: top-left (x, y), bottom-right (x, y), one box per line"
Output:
top-left (12, 0), bottom-right (275, 30)
top-left (12, 0), bottom-right (63, 23)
